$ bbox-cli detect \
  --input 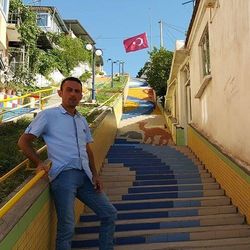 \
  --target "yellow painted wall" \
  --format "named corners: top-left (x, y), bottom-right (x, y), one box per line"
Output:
top-left (12, 199), bottom-right (57, 250)
top-left (188, 125), bottom-right (250, 223)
